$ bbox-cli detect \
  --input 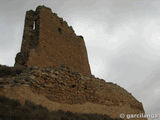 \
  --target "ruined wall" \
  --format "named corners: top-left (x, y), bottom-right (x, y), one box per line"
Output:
top-left (15, 6), bottom-right (91, 75)
top-left (0, 66), bottom-right (146, 120)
